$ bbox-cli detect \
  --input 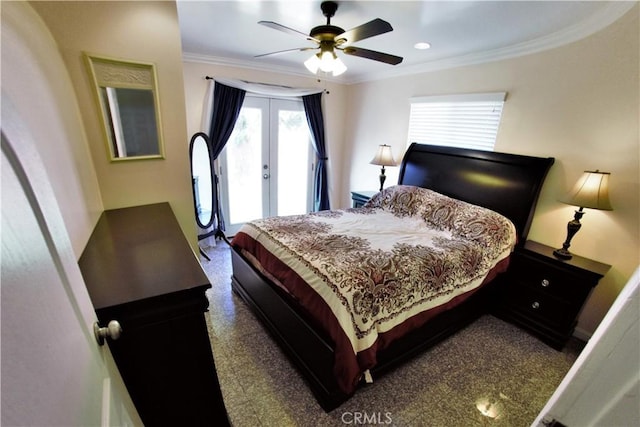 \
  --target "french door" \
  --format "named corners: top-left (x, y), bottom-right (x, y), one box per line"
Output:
top-left (219, 96), bottom-right (314, 236)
